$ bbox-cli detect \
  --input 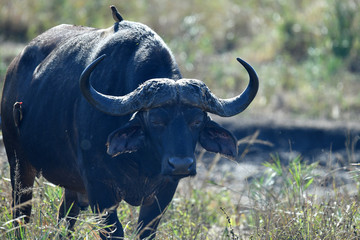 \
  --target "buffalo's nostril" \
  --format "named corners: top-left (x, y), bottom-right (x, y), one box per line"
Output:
top-left (168, 157), bottom-right (194, 175)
